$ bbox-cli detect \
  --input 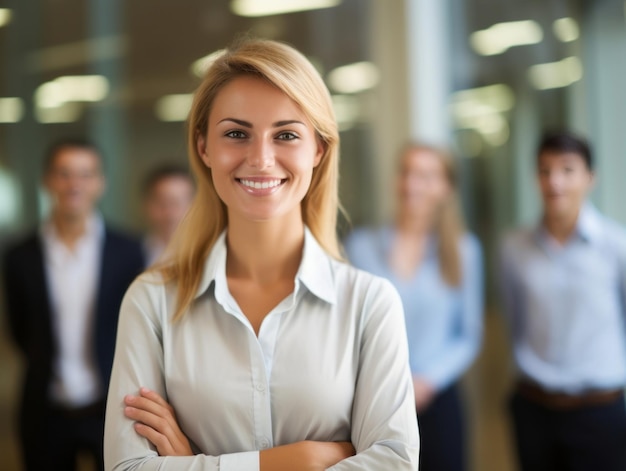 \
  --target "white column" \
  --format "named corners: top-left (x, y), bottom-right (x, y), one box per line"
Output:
top-left (368, 0), bottom-right (410, 222)
top-left (368, 0), bottom-right (452, 222)
top-left (405, 0), bottom-right (452, 145)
